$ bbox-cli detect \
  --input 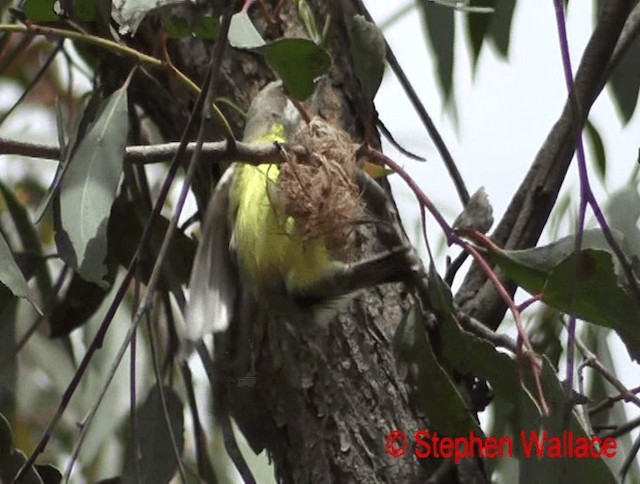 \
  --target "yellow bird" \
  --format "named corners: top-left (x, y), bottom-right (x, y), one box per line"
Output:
top-left (182, 82), bottom-right (412, 349)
